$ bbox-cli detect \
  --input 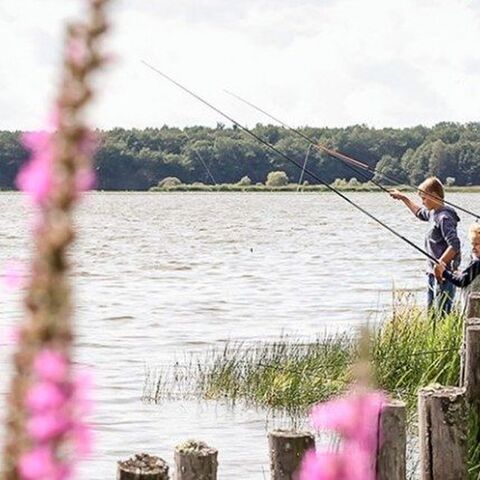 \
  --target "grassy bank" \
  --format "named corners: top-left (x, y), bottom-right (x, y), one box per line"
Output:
top-left (151, 297), bottom-right (461, 414)
top-left (144, 296), bottom-right (465, 415)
